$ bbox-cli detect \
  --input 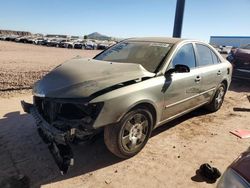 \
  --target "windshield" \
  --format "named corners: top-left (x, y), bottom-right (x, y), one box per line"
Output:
top-left (94, 41), bottom-right (172, 73)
